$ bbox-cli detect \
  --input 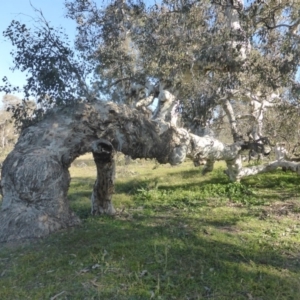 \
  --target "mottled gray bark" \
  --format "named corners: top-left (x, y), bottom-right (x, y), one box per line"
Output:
top-left (234, 160), bottom-right (300, 179)
top-left (91, 139), bottom-right (116, 215)
top-left (0, 101), bottom-right (188, 242)
top-left (0, 147), bottom-right (81, 242)
top-left (1, 100), bottom-right (297, 242)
